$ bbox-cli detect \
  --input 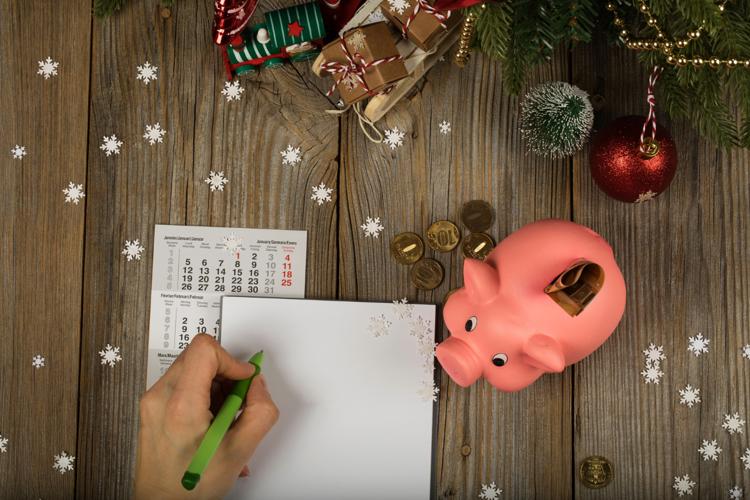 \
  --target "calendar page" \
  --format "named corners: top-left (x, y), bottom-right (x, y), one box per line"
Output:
top-left (146, 224), bottom-right (307, 388)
